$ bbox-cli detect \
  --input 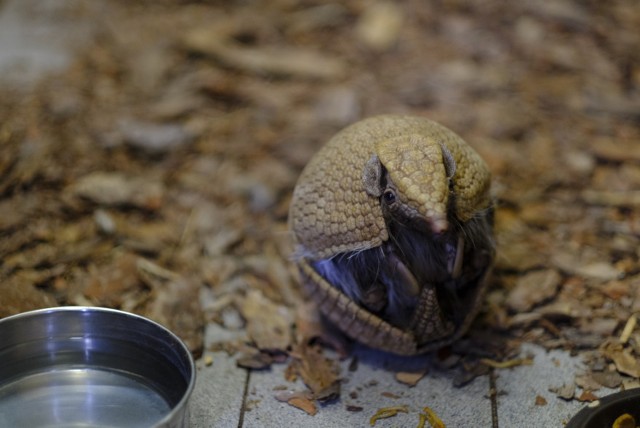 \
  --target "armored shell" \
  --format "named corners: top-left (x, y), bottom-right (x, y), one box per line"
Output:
top-left (289, 115), bottom-right (495, 355)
